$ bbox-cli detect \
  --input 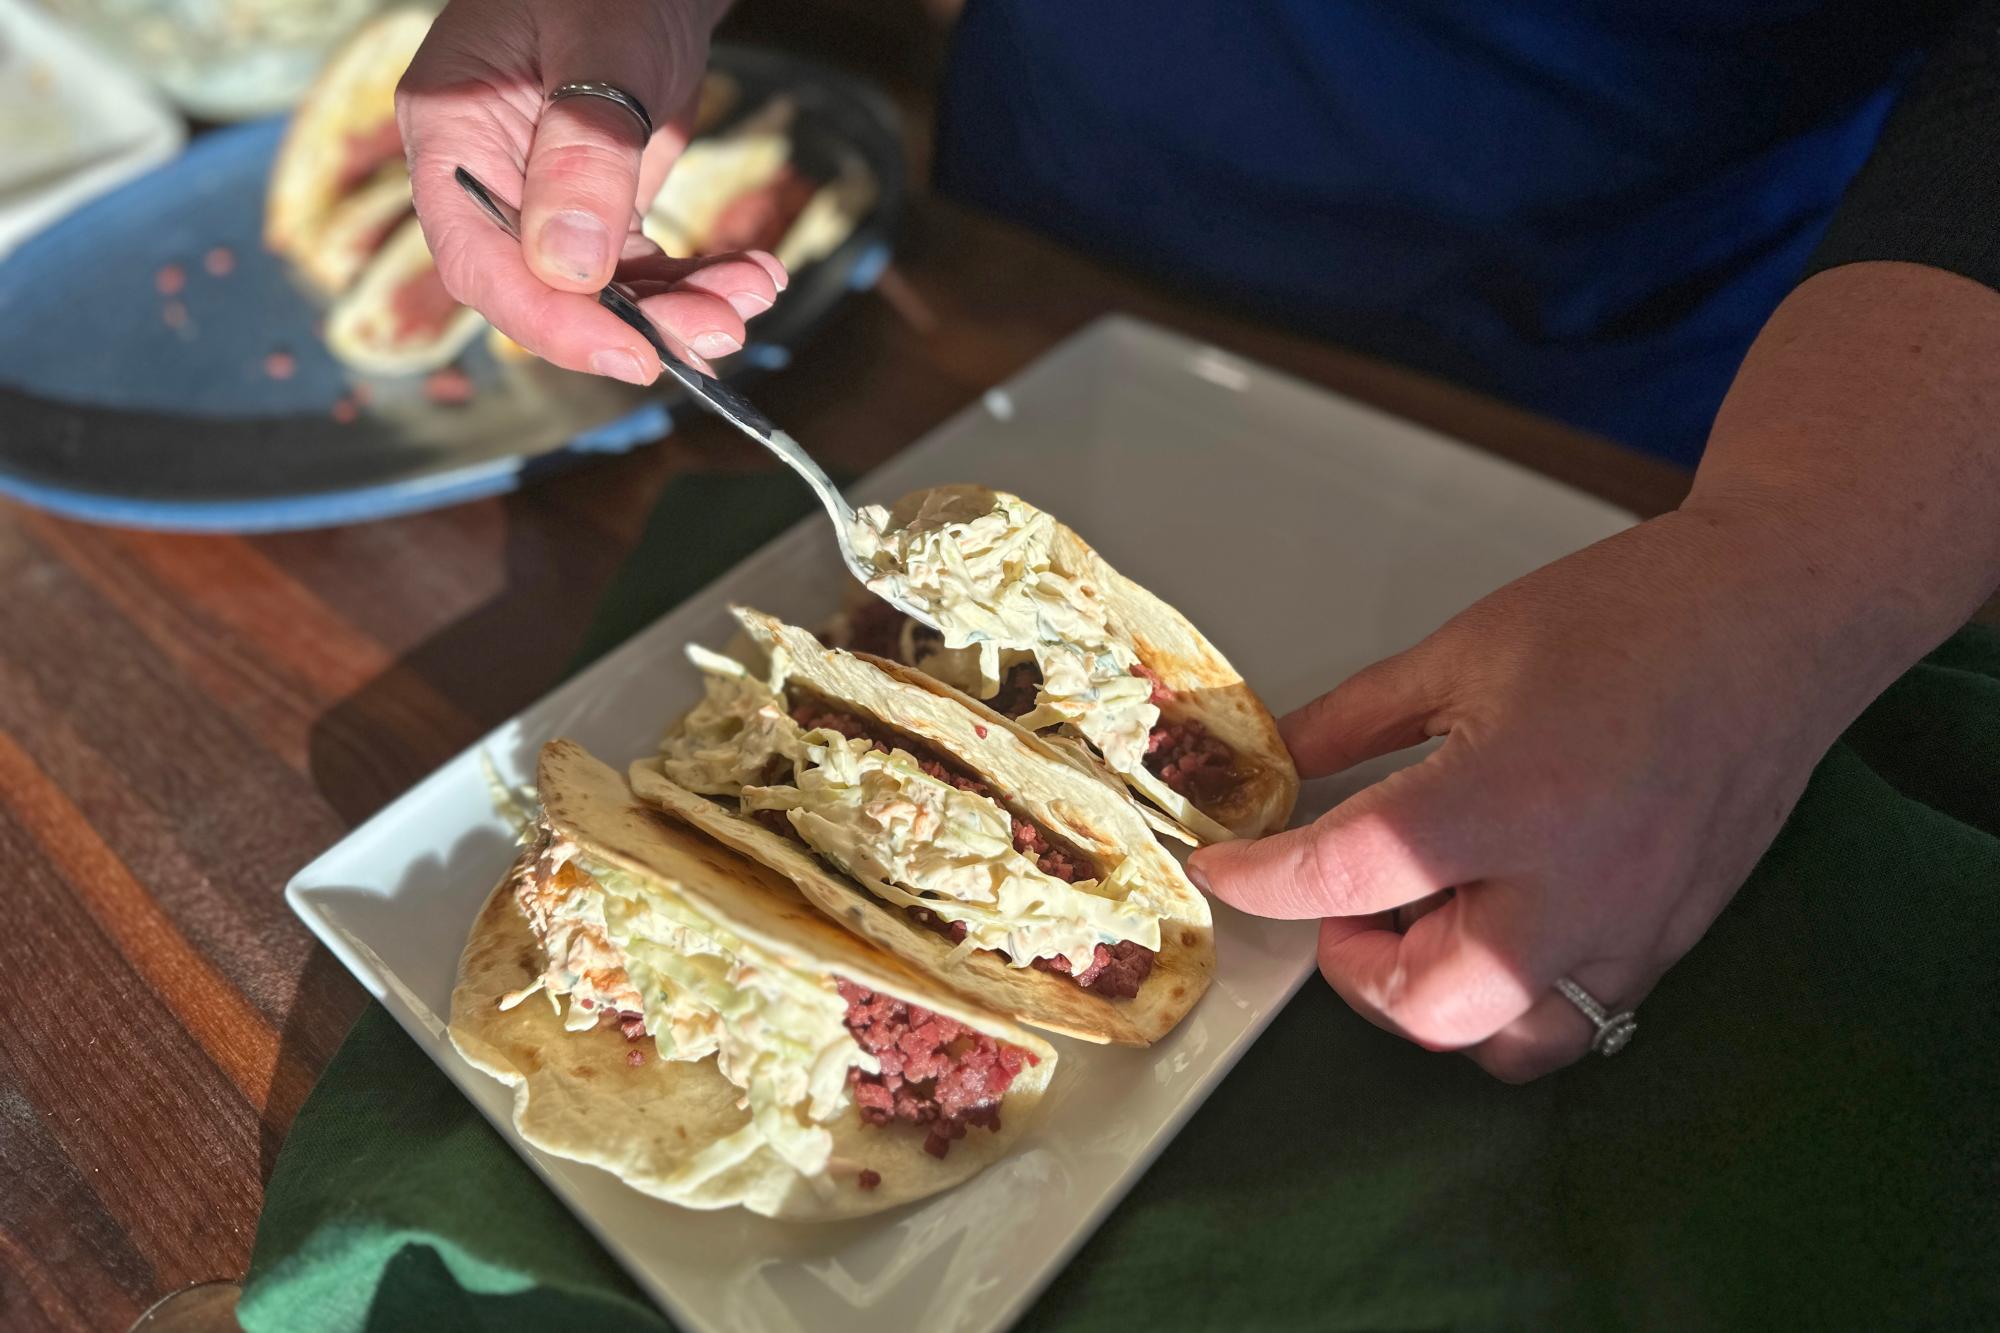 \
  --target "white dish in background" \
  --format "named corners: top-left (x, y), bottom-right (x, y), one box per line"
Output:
top-left (288, 314), bottom-right (1634, 1333)
top-left (0, 0), bottom-right (183, 260)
